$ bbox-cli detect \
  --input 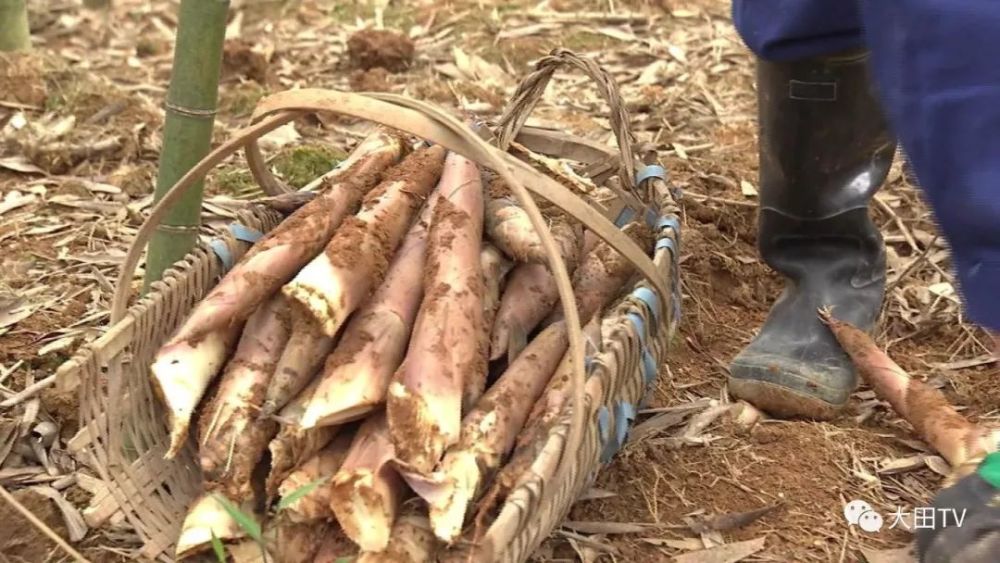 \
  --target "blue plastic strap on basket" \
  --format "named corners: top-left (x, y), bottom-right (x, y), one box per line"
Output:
top-left (657, 215), bottom-right (681, 238)
top-left (643, 207), bottom-right (659, 228)
top-left (585, 355), bottom-right (595, 374)
top-left (626, 312), bottom-right (647, 346)
top-left (598, 405), bottom-right (616, 463)
top-left (614, 401), bottom-right (637, 451)
top-left (655, 237), bottom-right (677, 254)
top-left (614, 206), bottom-right (636, 228)
top-left (209, 239), bottom-right (235, 270)
top-left (636, 164), bottom-right (667, 186)
top-left (631, 287), bottom-right (660, 324)
top-left (229, 223), bottom-right (263, 243)
top-left (642, 349), bottom-right (657, 385)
